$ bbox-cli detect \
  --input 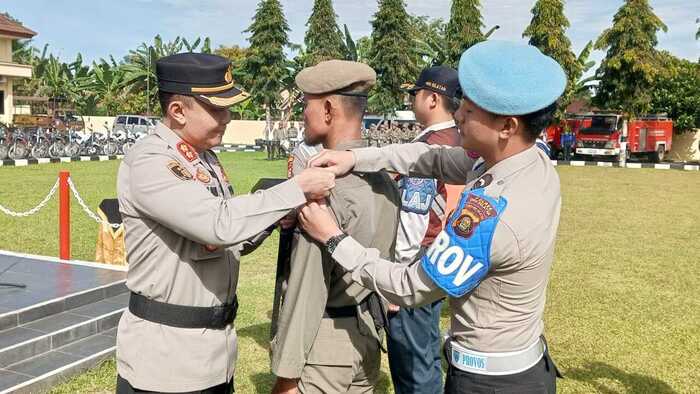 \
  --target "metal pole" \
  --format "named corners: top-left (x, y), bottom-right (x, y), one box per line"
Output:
top-left (59, 171), bottom-right (71, 260)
